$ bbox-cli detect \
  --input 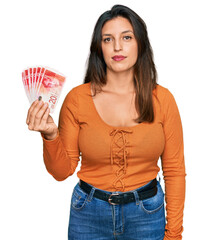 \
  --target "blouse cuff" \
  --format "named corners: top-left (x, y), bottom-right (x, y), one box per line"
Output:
top-left (40, 131), bottom-right (60, 143)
